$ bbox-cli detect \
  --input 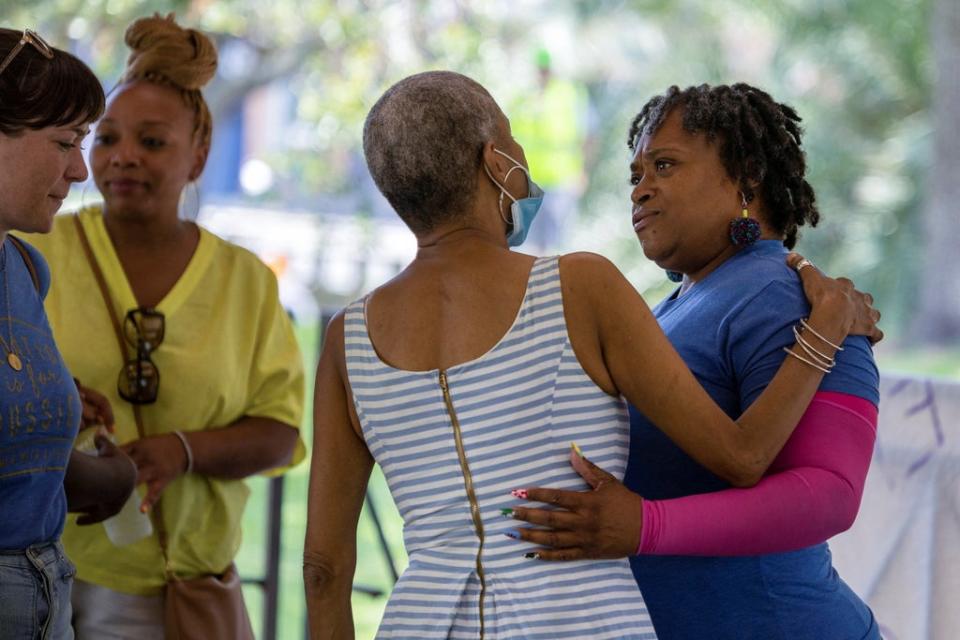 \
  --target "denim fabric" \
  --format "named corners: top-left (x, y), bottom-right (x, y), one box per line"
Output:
top-left (0, 542), bottom-right (75, 639)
